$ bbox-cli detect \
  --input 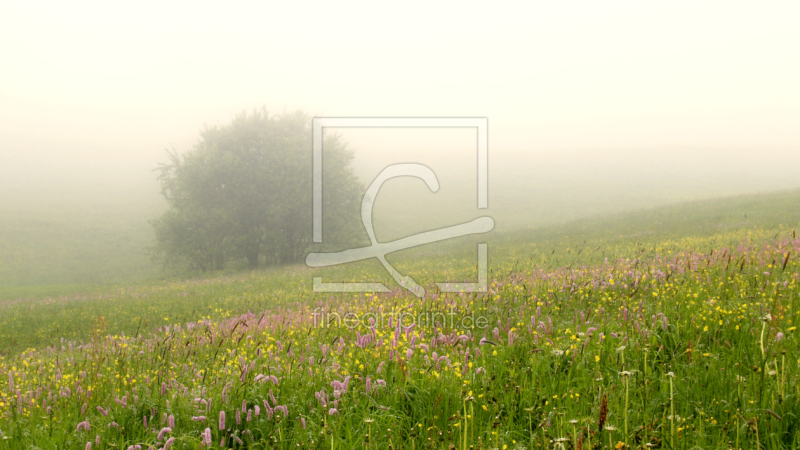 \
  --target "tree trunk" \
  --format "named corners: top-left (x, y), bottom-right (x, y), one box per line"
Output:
top-left (246, 245), bottom-right (260, 268)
